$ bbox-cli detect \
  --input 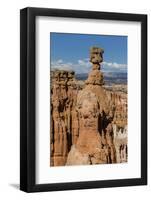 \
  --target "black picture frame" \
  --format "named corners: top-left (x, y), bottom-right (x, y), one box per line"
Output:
top-left (20, 7), bottom-right (147, 193)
